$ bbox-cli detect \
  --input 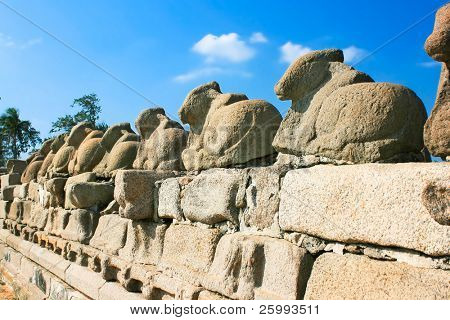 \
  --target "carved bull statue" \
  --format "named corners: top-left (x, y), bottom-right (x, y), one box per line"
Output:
top-left (178, 81), bottom-right (282, 171)
top-left (423, 3), bottom-right (449, 159)
top-left (273, 48), bottom-right (428, 163)
top-left (133, 108), bottom-right (187, 171)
